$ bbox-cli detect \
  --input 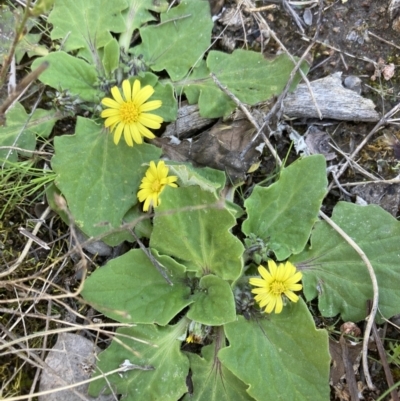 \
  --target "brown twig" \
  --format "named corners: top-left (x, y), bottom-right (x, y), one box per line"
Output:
top-left (210, 72), bottom-right (282, 165)
top-left (339, 335), bottom-right (360, 401)
top-left (367, 301), bottom-right (400, 401)
top-left (0, 0), bottom-right (33, 87)
top-left (328, 102), bottom-right (400, 191)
